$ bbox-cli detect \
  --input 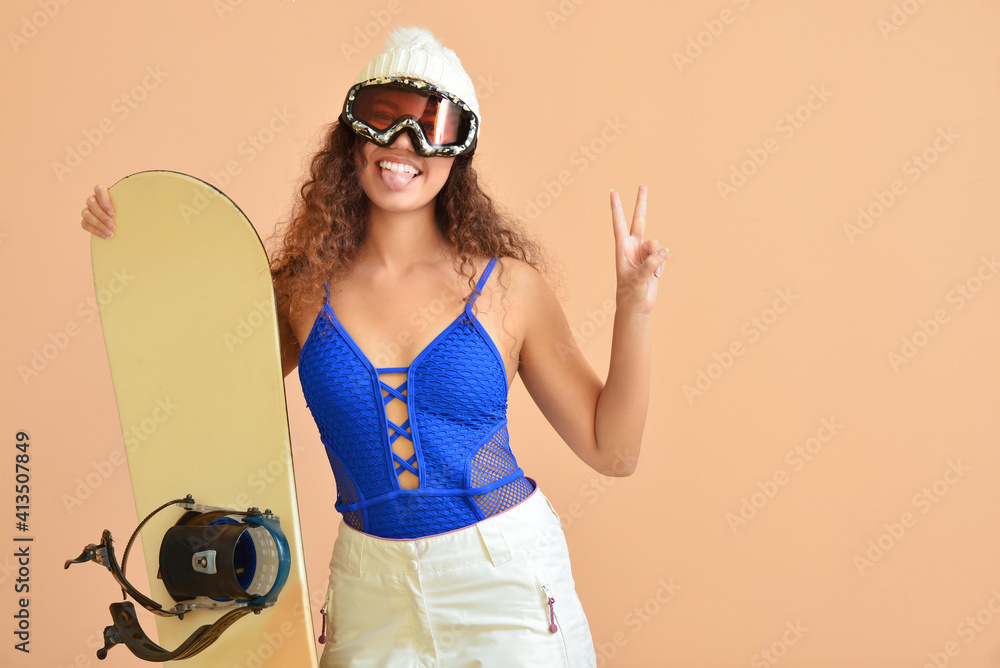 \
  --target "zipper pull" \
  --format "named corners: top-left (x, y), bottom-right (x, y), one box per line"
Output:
top-left (542, 584), bottom-right (558, 633)
top-left (318, 608), bottom-right (328, 644)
